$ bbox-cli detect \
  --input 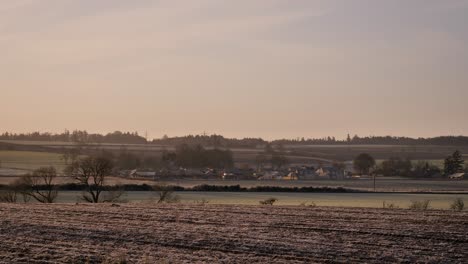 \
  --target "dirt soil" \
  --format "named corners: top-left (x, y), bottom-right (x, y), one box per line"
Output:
top-left (0, 203), bottom-right (467, 263)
